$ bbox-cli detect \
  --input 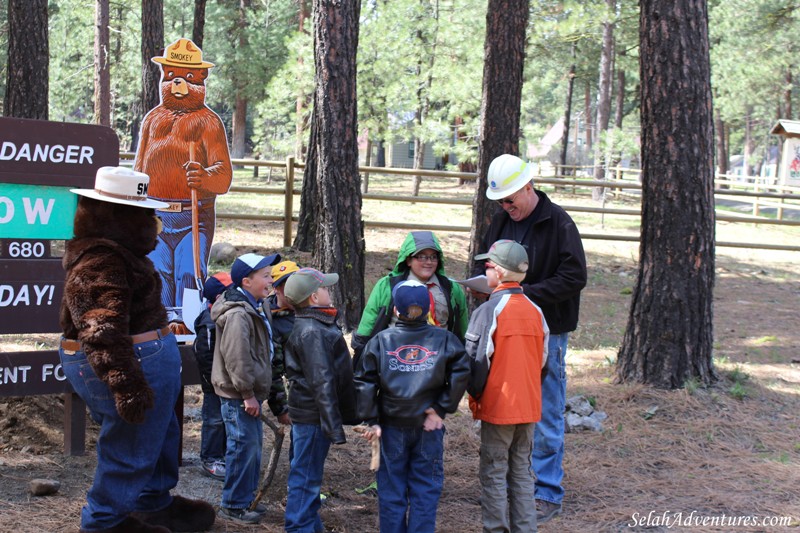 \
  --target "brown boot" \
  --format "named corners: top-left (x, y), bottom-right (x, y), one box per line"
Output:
top-left (132, 495), bottom-right (215, 532)
top-left (79, 515), bottom-right (171, 533)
